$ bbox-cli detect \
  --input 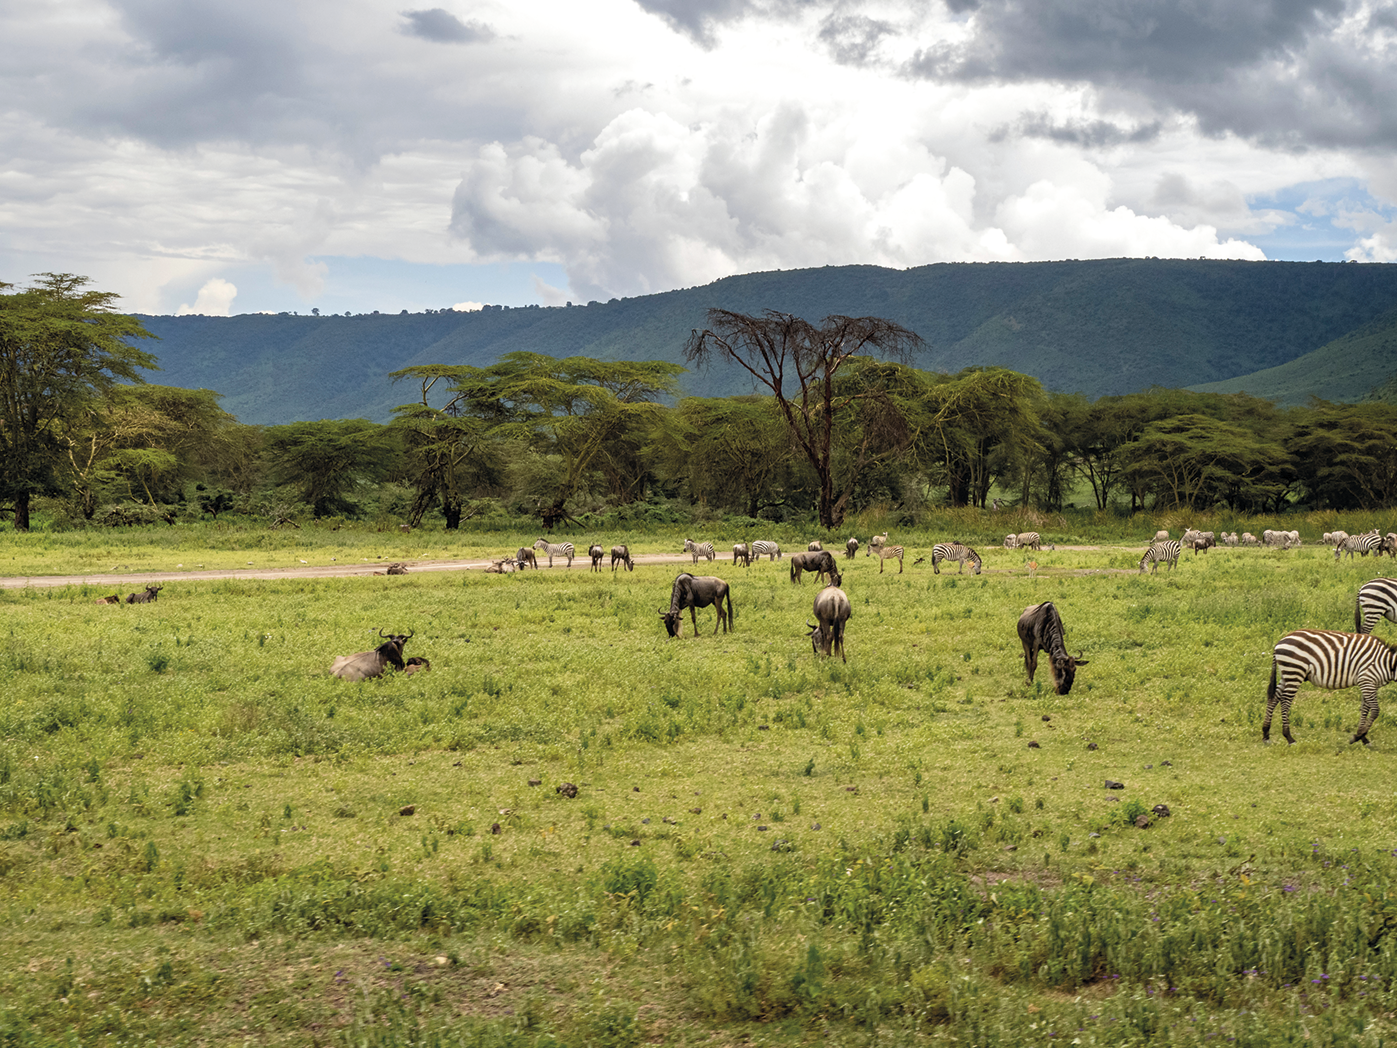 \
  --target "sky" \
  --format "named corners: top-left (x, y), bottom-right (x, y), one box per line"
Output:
top-left (3, 0), bottom-right (1396, 317)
